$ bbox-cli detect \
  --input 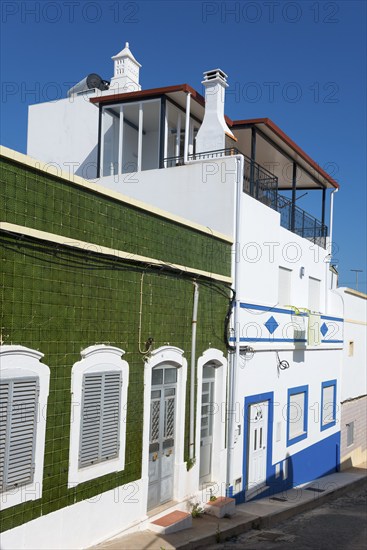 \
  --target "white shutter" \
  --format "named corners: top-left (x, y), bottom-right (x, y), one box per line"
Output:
top-left (322, 385), bottom-right (335, 425)
top-left (308, 277), bottom-right (321, 312)
top-left (289, 392), bottom-right (305, 440)
top-left (101, 372), bottom-right (121, 461)
top-left (0, 378), bottom-right (38, 491)
top-left (79, 372), bottom-right (121, 468)
top-left (278, 267), bottom-right (291, 306)
top-left (0, 382), bottom-right (10, 490)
